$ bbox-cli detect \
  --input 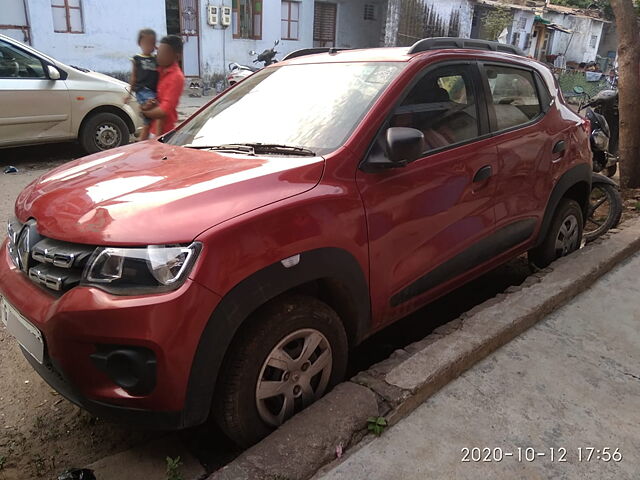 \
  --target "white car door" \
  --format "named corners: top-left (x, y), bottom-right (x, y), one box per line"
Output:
top-left (0, 38), bottom-right (72, 146)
